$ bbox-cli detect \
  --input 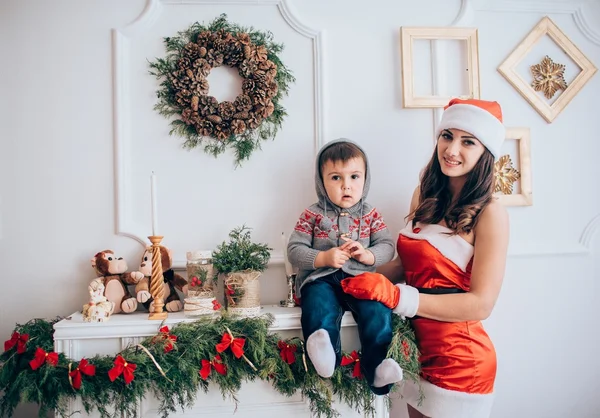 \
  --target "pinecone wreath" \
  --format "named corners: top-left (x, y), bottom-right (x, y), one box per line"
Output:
top-left (149, 14), bottom-right (295, 166)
